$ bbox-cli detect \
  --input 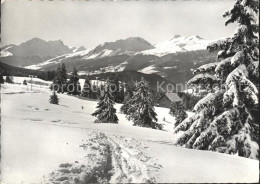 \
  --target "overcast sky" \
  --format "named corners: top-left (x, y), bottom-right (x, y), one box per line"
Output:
top-left (1, 0), bottom-right (236, 48)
